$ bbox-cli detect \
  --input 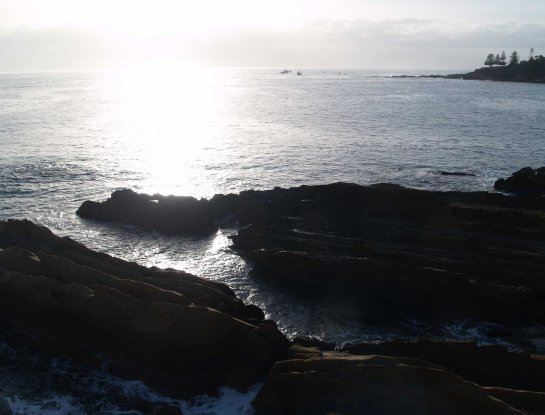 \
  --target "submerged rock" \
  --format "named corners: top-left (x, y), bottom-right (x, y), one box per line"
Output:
top-left (0, 220), bottom-right (288, 398)
top-left (437, 170), bottom-right (476, 176)
top-left (494, 167), bottom-right (545, 194)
